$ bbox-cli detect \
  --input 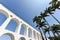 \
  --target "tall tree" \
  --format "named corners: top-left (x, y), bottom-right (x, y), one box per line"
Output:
top-left (44, 27), bottom-right (51, 37)
top-left (33, 16), bottom-right (44, 40)
top-left (44, 6), bottom-right (60, 24)
top-left (33, 15), bottom-right (48, 40)
top-left (51, 24), bottom-right (60, 36)
top-left (33, 0), bottom-right (60, 40)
